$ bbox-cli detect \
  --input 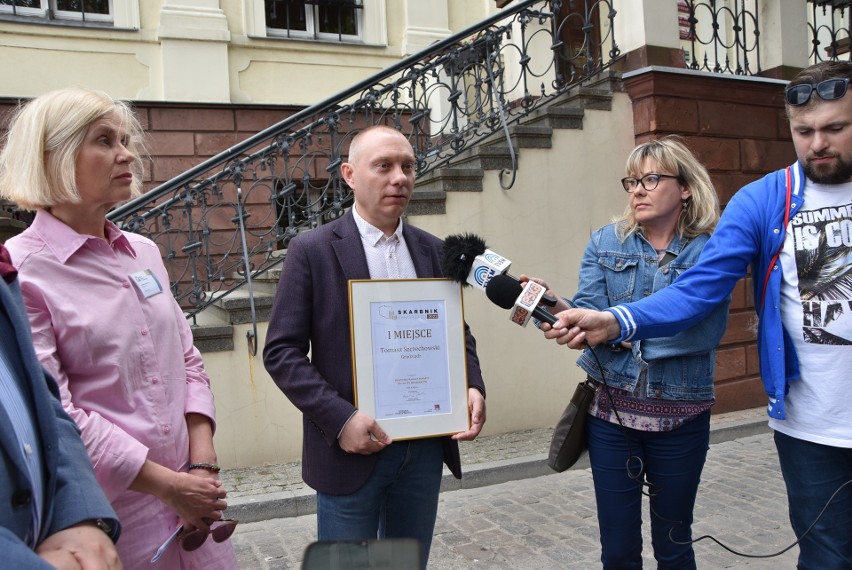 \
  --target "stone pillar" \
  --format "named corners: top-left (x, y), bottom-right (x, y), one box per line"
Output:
top-left (158, 0), bottom-right (231, 103)
top-left (760, 0), bottom-right (809, 79)
top-left (613, 0), bottom-right (685, 71)
top-left (401, 0), bottom-right (451, 55)
top-left (401, 0), bottom-right (454, 132)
